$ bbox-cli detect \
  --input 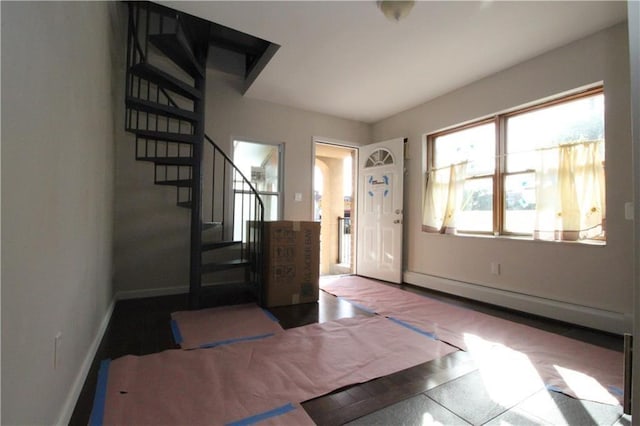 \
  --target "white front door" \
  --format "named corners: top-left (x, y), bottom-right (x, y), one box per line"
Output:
top-left (356, 138), bottom-right (405, 283)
